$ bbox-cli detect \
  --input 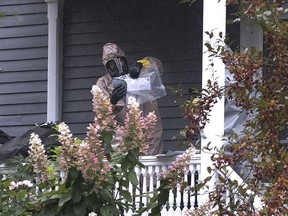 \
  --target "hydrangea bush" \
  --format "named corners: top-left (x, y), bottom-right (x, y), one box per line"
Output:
top-left (0, 85), bottom-right (196, 216)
